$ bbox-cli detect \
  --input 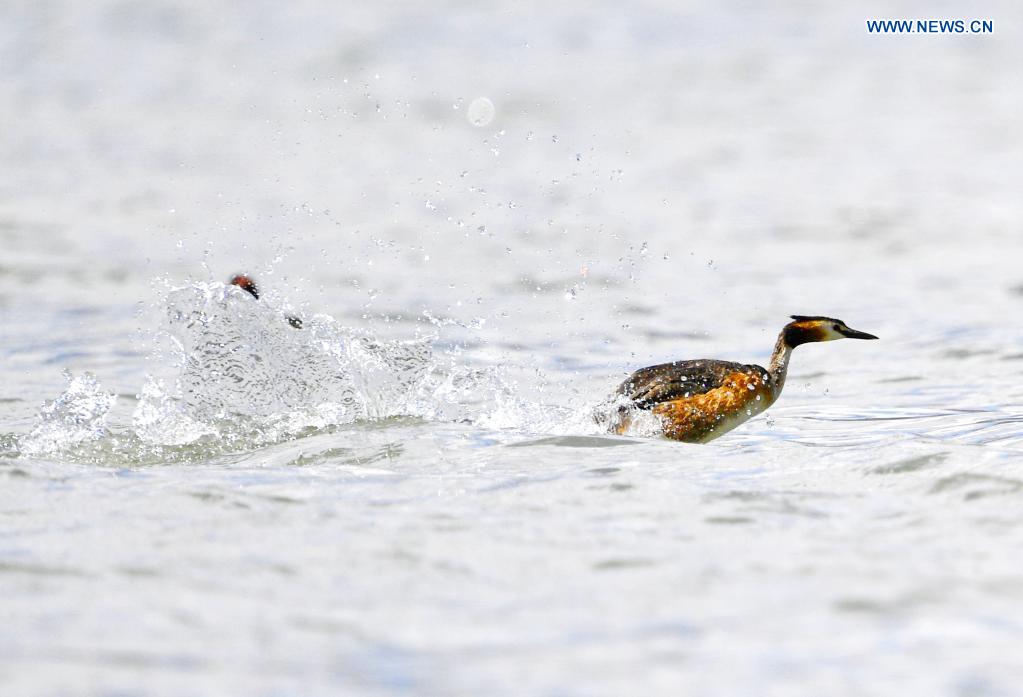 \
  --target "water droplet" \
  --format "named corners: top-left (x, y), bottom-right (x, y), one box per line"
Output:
top-left (467, 97), bottom-right (495, 127)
